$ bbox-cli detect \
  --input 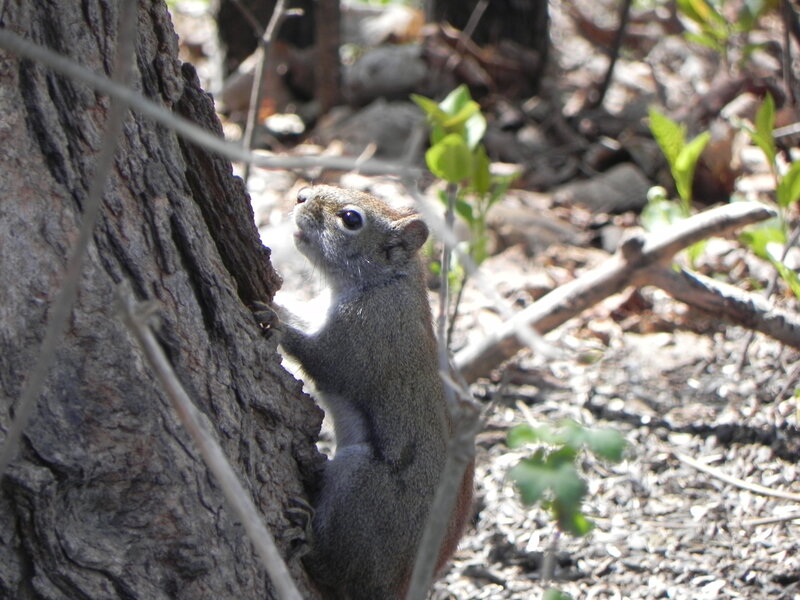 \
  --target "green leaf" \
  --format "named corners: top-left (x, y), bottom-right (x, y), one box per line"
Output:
top-left (454, 198), bottom-right (475, 224)
top-left (648, 107), bottom-right (685, 167)
top-left (778, 161), bottom-right (800, 208)
top-left (437, 85), bottom-right (486, 148)
top-left (674, 131), bottom-right (710, 205)
top-left (556, 507), bottom-right (594, 537)
top-left (489, 172), bottom-right (518, 206)
top-left (686, 239), bottom-right (707, 267)
top-left (752, 93), bottom-right (776, 166)
top-left (739, 220), bottom-right (785, 258)
top-left (585, 428), bottom-right (626, 462)
top-left (410, 94), bottom-right (448, 126)
top-left (683, 31), bottom-right (725, 53)
top-left (506, 424), bottom-right (538, 448)
top-left (471, 231), bottom-right (490, 265)
top-left (472, 145), bottom-right (491, 196)
top-left (543, 589), bottom-right (573, 600)
top-left (677, 0), bottom-right (727, 27)
top-left (549, 463), bottom-right (592, 536)
top-left (558, 420), bottom-right (586, 450)
top-left (509, 459), bottom-right (550, 505)
top-left (772, 260), bottom-right (800, 298)
top-left (740, 221), bottom-right (800, 298)
top-left (442, 100), bottom-right (480, 130)
top-left (649, 108), bottom-right (710, 207)
top-left (550, 463), bottom-right (586, 509)
top-left (439, 84), bottom-right (473, 117)
top-left (425, 133), bottom-right (472, 183)
top-left (736, 0), bottom-right (776, 31)
top-left (676, 0), bottom-right (708, 23)
top-left (412, 89), bottom-right (487, 148)
top-left (428, 122), bottom-right (446, 146)
top-left (546, 445), bottom-right (578, 468)
top-left (532, 424), bottom-right (563, 446)
top-left (463, 110), bottom-right (487, 150)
